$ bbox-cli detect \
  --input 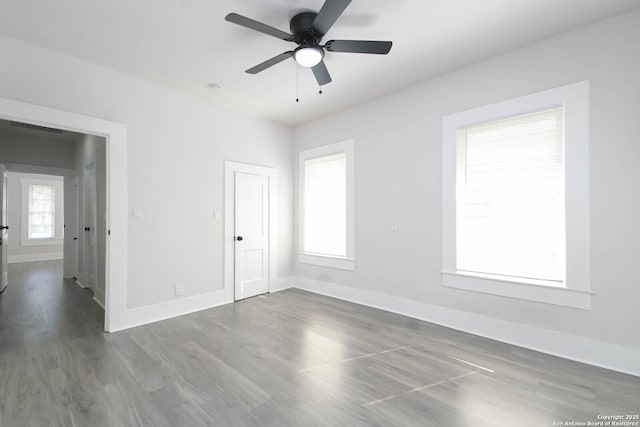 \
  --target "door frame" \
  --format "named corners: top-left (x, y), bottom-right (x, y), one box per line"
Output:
top-left (0, 164), bottom-right (8, 293)
top-left (82, 162), bottom-right (98, 292)
top-left (224, 161), bottom-right (277, 302)
top-left (0, 97), bottom-right (128, 332)
top-left (72, 177), bottom-right (80, 280)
